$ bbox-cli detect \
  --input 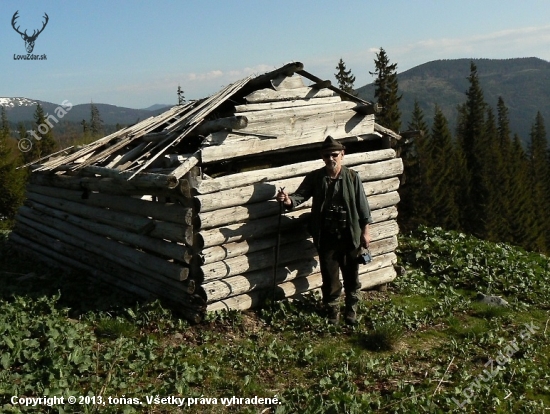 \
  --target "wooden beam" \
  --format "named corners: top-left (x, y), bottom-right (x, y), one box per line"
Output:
top-left (29, 171), bottom-right (179, 197)
top-left (196, 191), bottom-right (400, 249)
top-left (244, 86), bottom-right (337, 103)
top-left (201, 237), bottom-right (318, 282)
top-left (200, 214), bottom-right (397, 266)
top-left (246, 62), bottom-right (304, 88)
top-left (26, 191), bottom-right (155, 234)
top-left (270, 74), bottom-right (305, 90)
top-left (195, 159), bottom-right (403, 213)
top-left (375, 123), bottom-right (402, 140)
top-left (296, 68), bottom-right (376, 107)
top-left (194, 116), bottom-right (248, 136)
top-left (195, 149), bottom-right (396, 194)
top-left (197, 180), bottom-right (399, 231)
top-left (235, 101), bottom-right (357, 123)
top-left (140, 131), bottom-right (170, 142)
top-left (24, 191), bottom-right (193, 244)
top-left (169, 150), bottom-right (200, 180)
top-left (234, 96), bottom-right (343, 113)
top-left (25, 200), bottom-right (193, 264)
top-left (206, 264), bottom-right (397, 312)
top-left (81, 165), bottom-right (178, 189)
top-left (15, 211), bottom-right (189, 281)
top-left (201, 113), bottom-right (375, 163)
top-left (353, 103), bottom-right (382, 115)
top-left (203, 250), bottom-right (397, 303)
top-left (310, 80), bottom-right (331, 90)
top-left (27, 184), bottom-right (193, 225)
